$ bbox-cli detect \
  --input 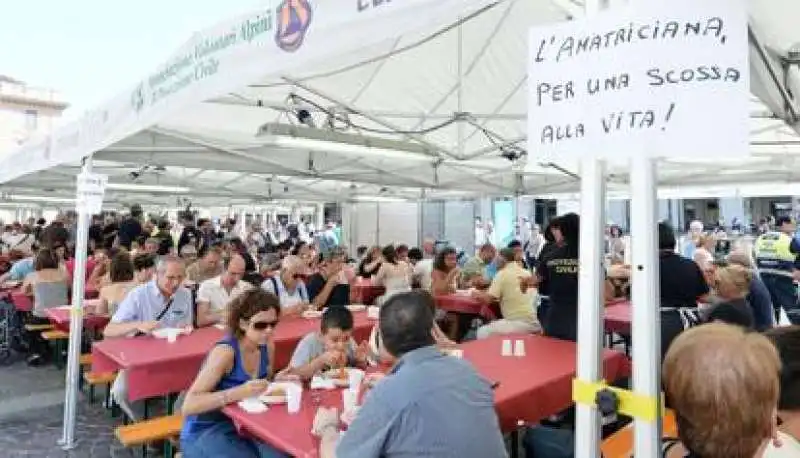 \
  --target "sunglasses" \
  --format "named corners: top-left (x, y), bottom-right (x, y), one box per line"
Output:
top-left (251, 320), bottom-right (279, 331)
